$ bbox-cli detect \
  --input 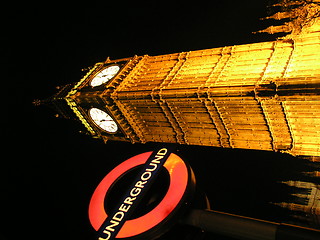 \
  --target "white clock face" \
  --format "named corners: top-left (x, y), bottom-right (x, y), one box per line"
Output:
top-left (90, 65), bottom-right (120, 87)
top-left (89, 108), bottom-right (118, 133)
